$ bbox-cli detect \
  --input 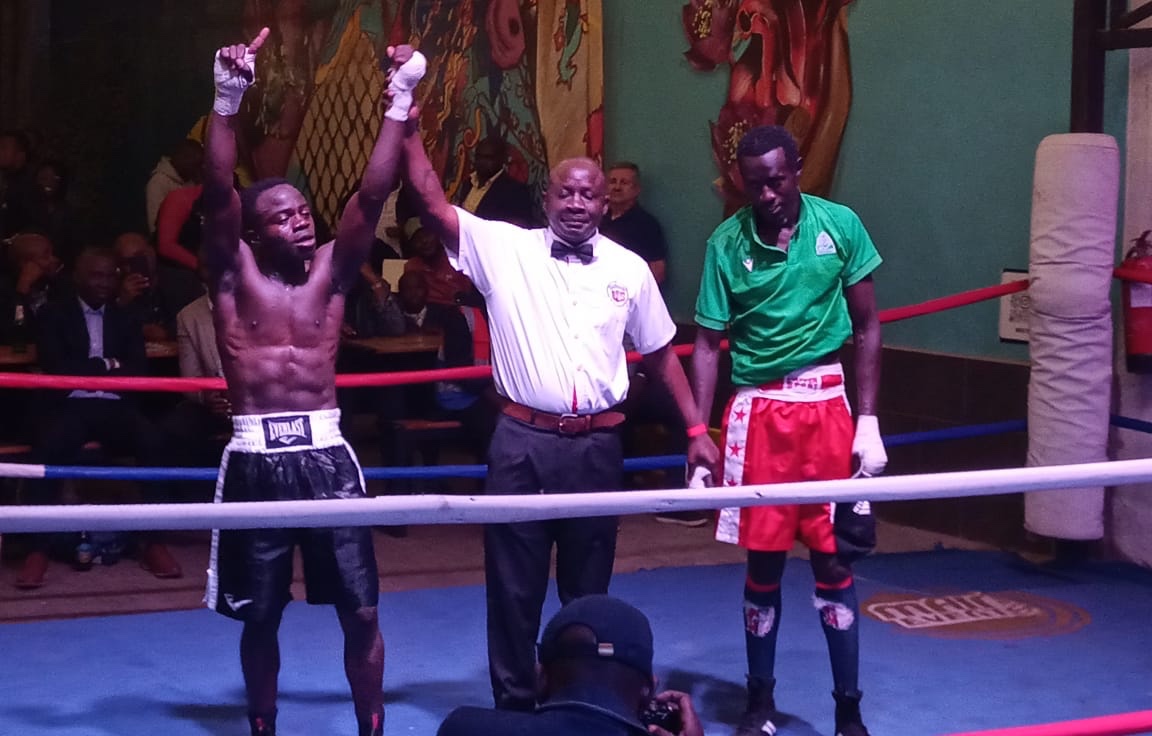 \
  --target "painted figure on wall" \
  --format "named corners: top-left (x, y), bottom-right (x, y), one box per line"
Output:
top-left (683, 0), bottom-right (854, 212)
top-left (228, 0), bottom-right (602, 228)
